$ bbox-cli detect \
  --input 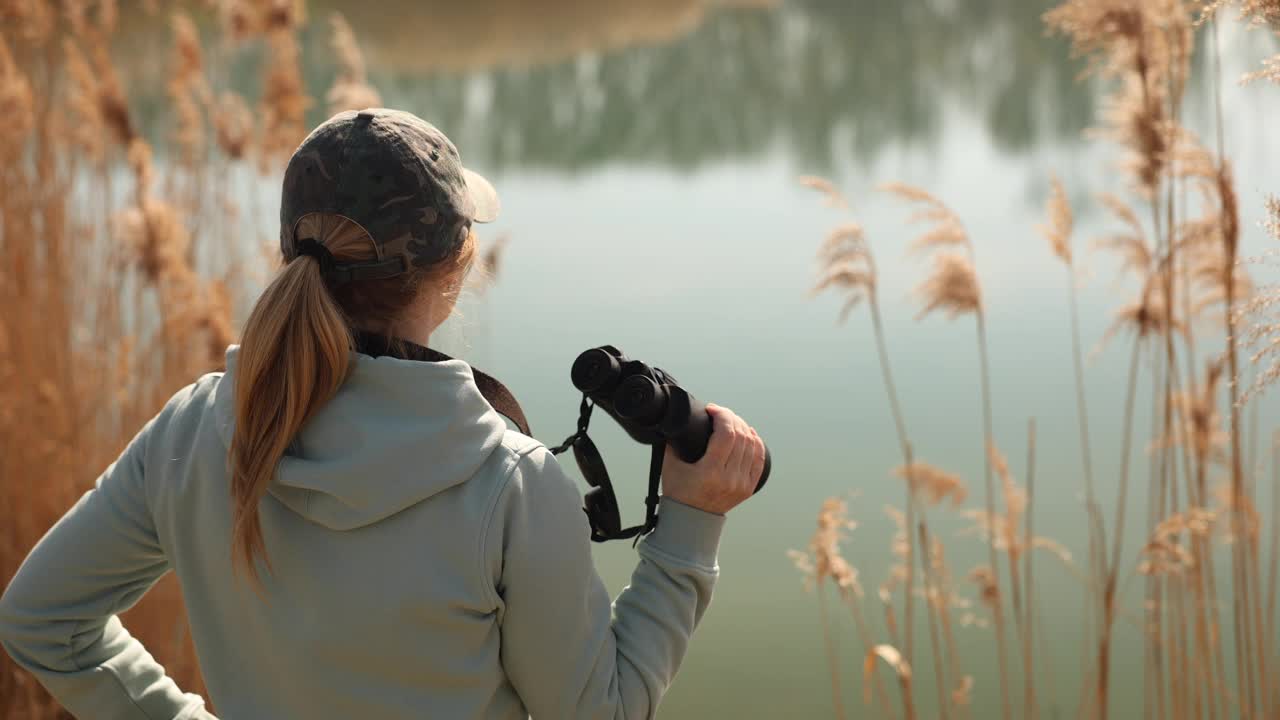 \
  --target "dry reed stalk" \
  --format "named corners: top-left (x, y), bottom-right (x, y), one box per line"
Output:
top-left (806, 179), bottom-right (950, 695)
top-left (882, 181), bottom-right (1010, 720)
top-left (1197, 73), bottom-right (1268, 711)
top-left (818, 584), bottom-right (847, 720)
top-left (1041, 177), bottom-right (1111, 713)
top-left (1023, 419), bottom-right (1038, 720)
top-left (916, 525), bottom-right (951, 720)
top-left (1100, 329), bottom-right (1144, 720)
top-left (1044, 8), bottom-right (1205, 712)
top-left (1166, 130), bottom-right (1246, 720)
top-left (1268, 432), bottom-right (1280, 715)
top-left (927, 539), bottom-right (968, 720)
top-left (965, 440), bottom-right (1050, 717)
top-left (865, 645), bottom-right (916, 720)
